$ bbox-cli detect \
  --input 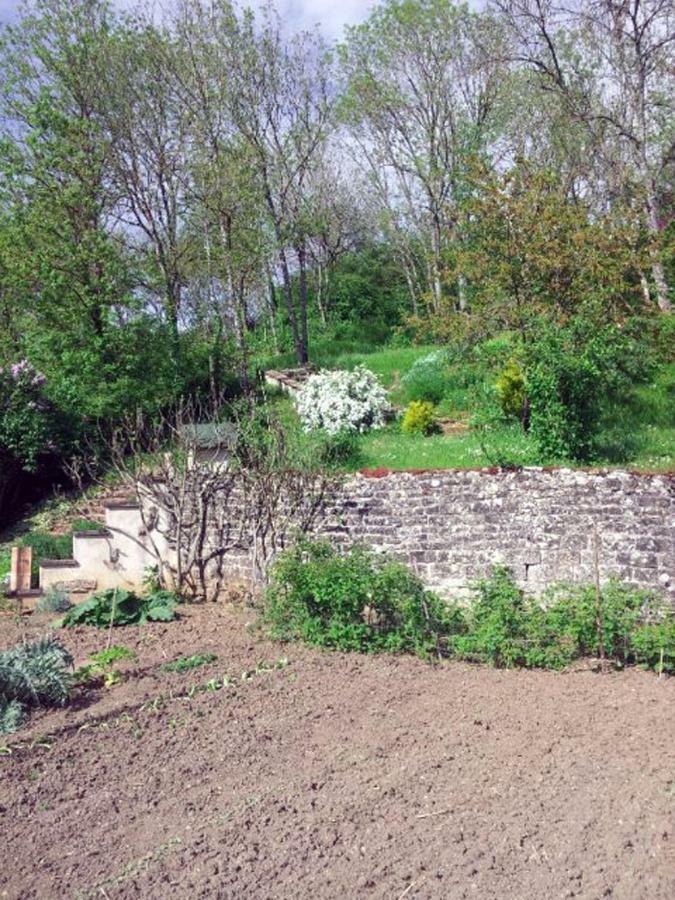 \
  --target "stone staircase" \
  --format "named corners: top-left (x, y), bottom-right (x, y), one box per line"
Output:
top-left (39, 500), bottom-right (160, 598)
